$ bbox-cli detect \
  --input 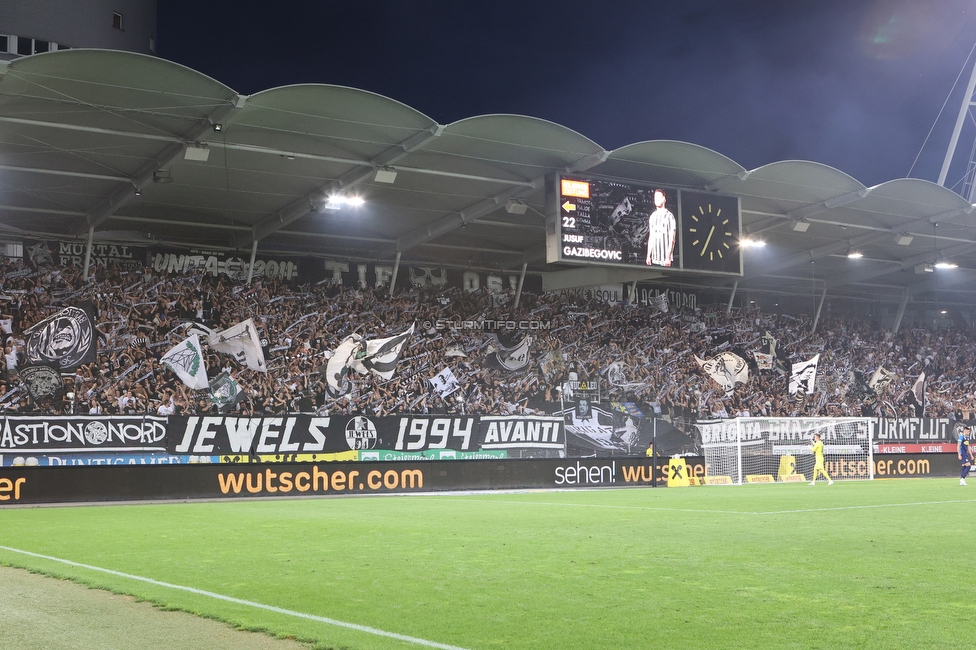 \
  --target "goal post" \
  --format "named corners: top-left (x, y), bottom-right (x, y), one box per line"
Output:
top-left (699, 417), bottom-right (874, 485)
